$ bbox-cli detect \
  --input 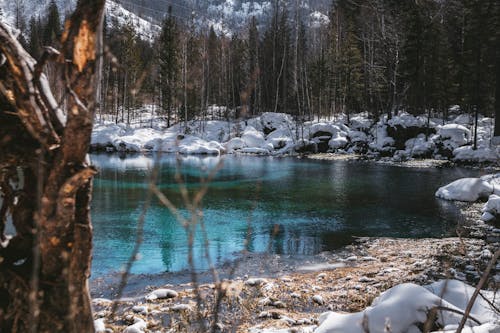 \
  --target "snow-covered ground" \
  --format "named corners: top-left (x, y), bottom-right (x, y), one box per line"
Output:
top-left (436, 174), bottom-right (500, 224)
top-left (92, 110), bottom-right (499, 164)
top-left (314, 280), bottom-right (499, 333)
